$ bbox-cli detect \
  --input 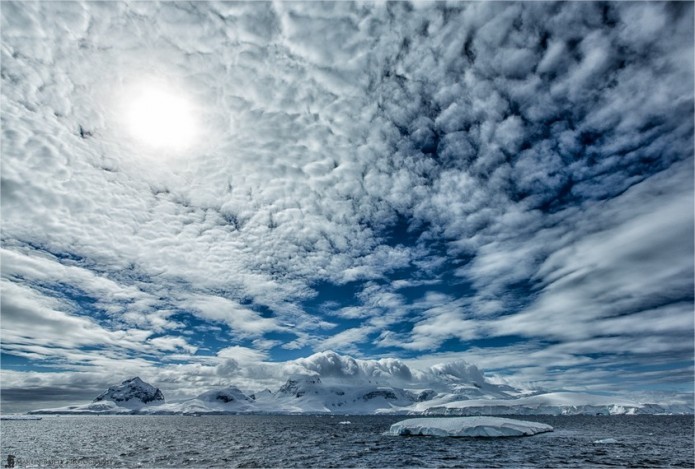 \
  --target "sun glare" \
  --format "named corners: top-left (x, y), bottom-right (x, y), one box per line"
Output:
top-left (122, 83), bottom-right (199, 151)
